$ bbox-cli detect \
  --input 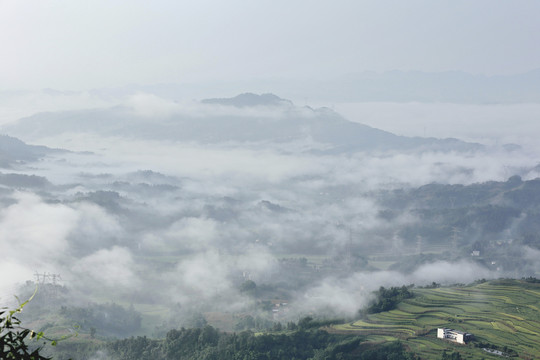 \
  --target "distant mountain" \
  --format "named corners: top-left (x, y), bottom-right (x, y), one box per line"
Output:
top-left (202, 93), bottom-right (293, 107)
top-left (0, 134), bottom-right (64, 168)
top-left (2, 94), bottom-right (481, 153)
